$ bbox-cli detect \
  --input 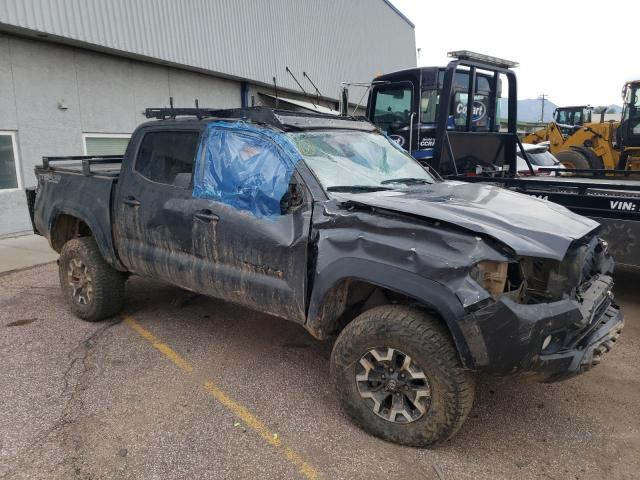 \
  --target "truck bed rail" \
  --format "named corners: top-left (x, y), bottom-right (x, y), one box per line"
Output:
top-left (41, 155), bottom-right (123, 177)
